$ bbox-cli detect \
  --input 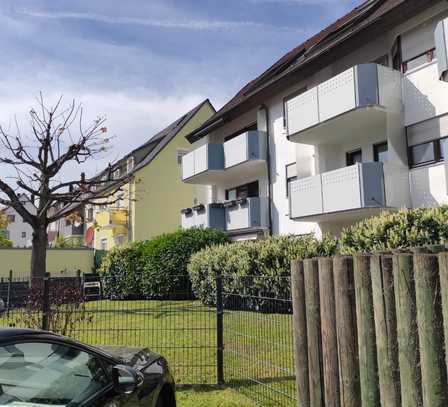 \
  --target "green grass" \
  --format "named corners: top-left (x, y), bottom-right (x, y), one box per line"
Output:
top-left (1, 299), bottom-right (296, 406)
top-left (177, 386), bottom-right (255, 406)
